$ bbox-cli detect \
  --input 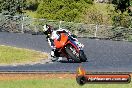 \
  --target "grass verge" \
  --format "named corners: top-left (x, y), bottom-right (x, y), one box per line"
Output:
top-left (0, 45), bottom-right (48, 64)
top-left (0, 73), bottom-right (131, 88)
top-left (0, 78), bottom-right (131, 88)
